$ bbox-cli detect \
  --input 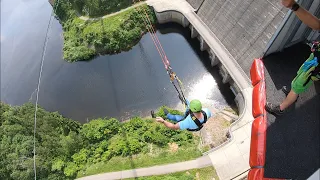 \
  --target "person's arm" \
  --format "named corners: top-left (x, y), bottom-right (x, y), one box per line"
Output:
top-left (282, 0), bottom-right (320, 30)
top-left (156, 117), bottom-right (180, 130)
